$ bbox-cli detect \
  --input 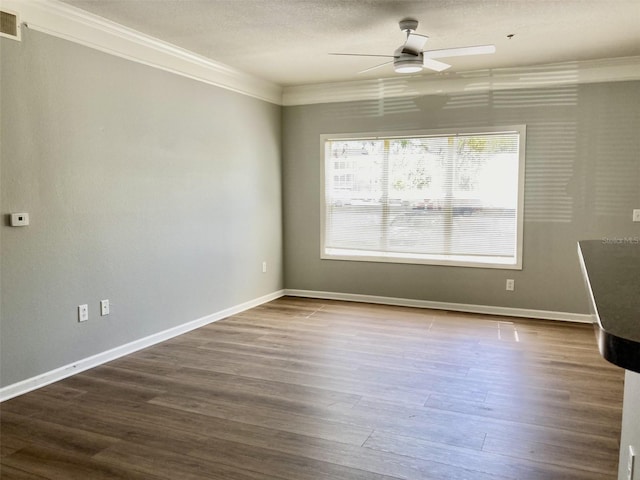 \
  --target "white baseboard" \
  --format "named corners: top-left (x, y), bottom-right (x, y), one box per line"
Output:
top-left (0, 290), bottom-right (285, 402)
top-left (284, 289), bottom-right (593, 324)
top-left (1, 288), bottom-right (591, 401)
